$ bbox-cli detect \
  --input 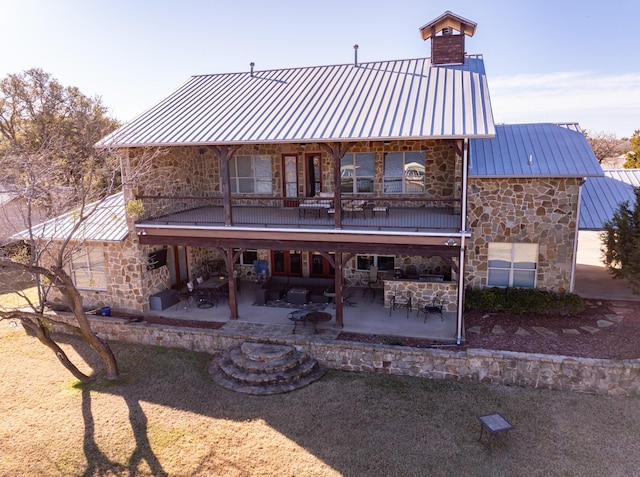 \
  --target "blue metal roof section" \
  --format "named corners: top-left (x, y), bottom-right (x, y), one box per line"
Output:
top-left (580, 169), bottom-right (640, 230)
top-left (99, 56), bottom-right (495, 147)
top-left (469, 123), bottom-right (603, 178)
top-left (14, 192), bottom-right (128, 242)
